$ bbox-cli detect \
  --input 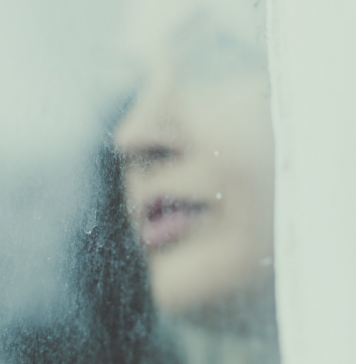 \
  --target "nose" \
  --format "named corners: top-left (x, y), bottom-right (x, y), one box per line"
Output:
top-left (113, 77), bottom-right (185, 163)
